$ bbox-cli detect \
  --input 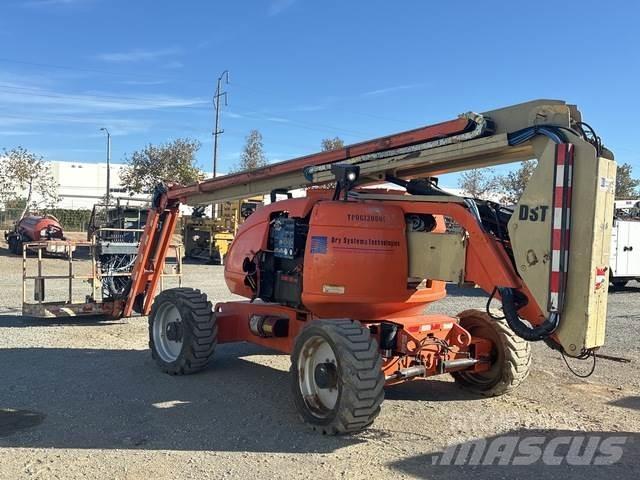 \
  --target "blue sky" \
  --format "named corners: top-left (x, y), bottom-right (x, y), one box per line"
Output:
top-left (1, 0), bottom-right (638, 186)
